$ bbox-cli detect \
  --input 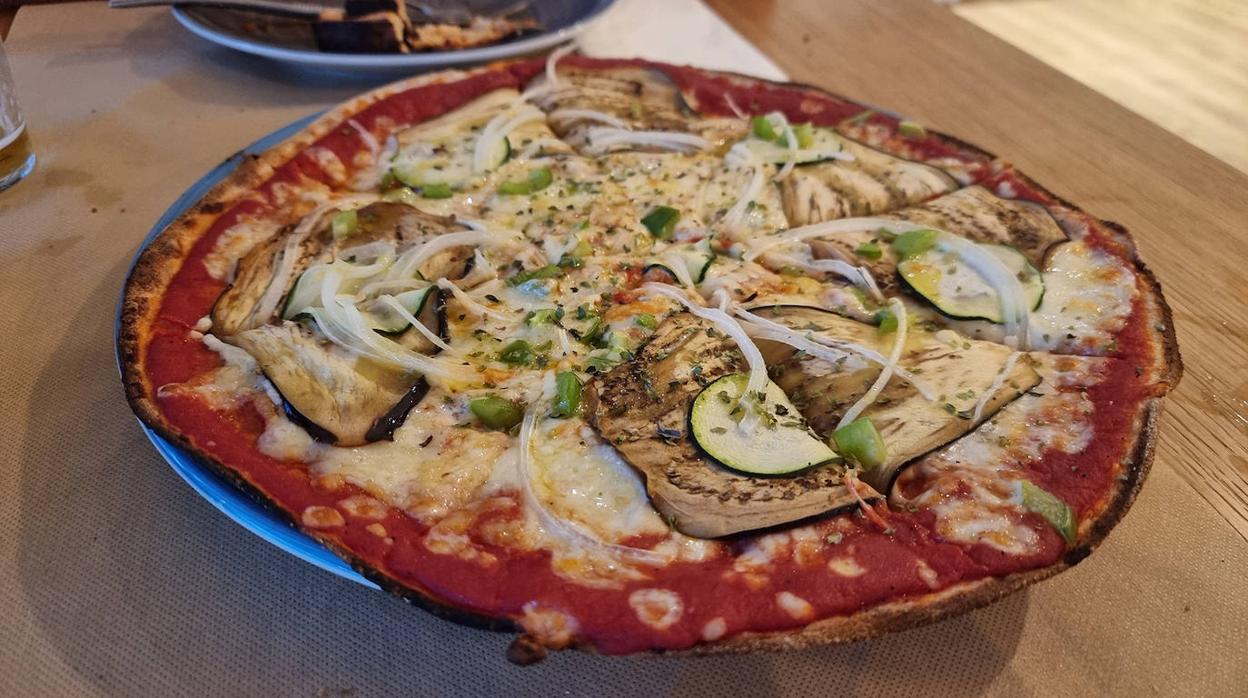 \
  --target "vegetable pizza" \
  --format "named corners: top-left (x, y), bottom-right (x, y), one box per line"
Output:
top-left (119, 52), bottom-right (1181, 662)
